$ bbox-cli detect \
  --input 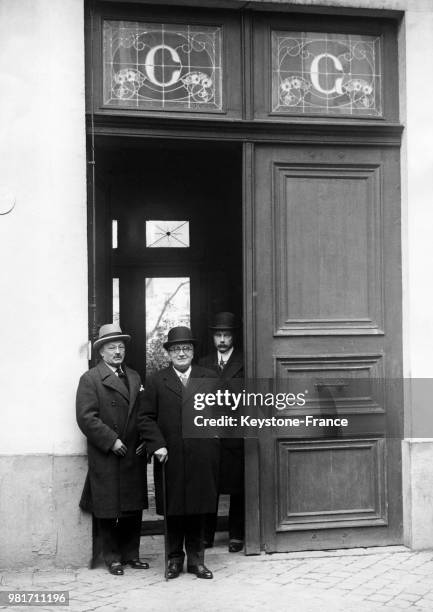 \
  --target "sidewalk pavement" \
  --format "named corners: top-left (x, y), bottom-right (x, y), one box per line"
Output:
top-left (2, 537), bottom-right (433, 612)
